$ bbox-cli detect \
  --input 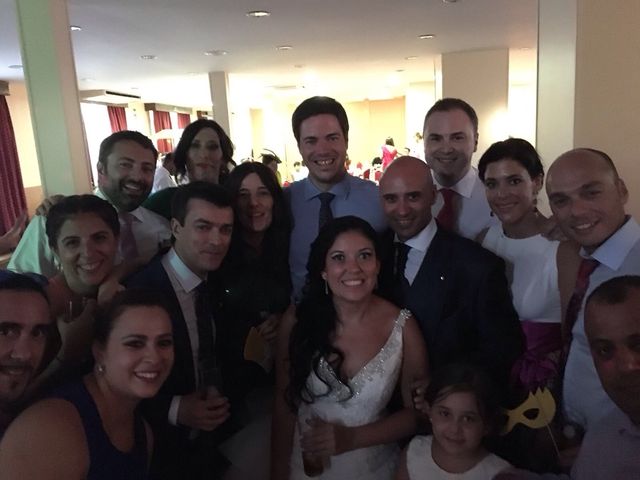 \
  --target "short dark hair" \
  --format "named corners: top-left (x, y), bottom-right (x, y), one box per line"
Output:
top-left (45, 195), bottom-right (120, 249)
top-left (586, 275), bottom-right (640, 309)
top-left (423, 98), bottom-right (479, 134)
top-left (98, 131), bottom-right (158, 168)
top-left (94, 288), bottom-right (172, 346)
top-left (425, 363), bottom-right (500, 432)
top-left (171, 181), bottom-right (232, 225)
top-left (478, 138), bottom-right (544, 182)
top-left (173, 119), bottom-right (234, 181)
top-left (0, 271), bottom-right (49, 305)
top-left (292, 96), bottom-right (349, 144)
